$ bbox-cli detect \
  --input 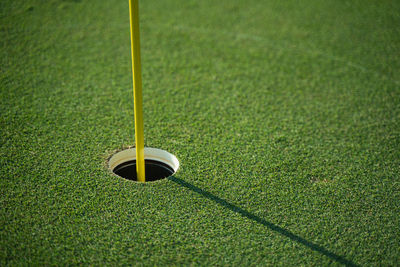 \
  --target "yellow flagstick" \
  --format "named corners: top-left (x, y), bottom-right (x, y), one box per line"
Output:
top-left (129, 0), bottom-right (145, 182)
